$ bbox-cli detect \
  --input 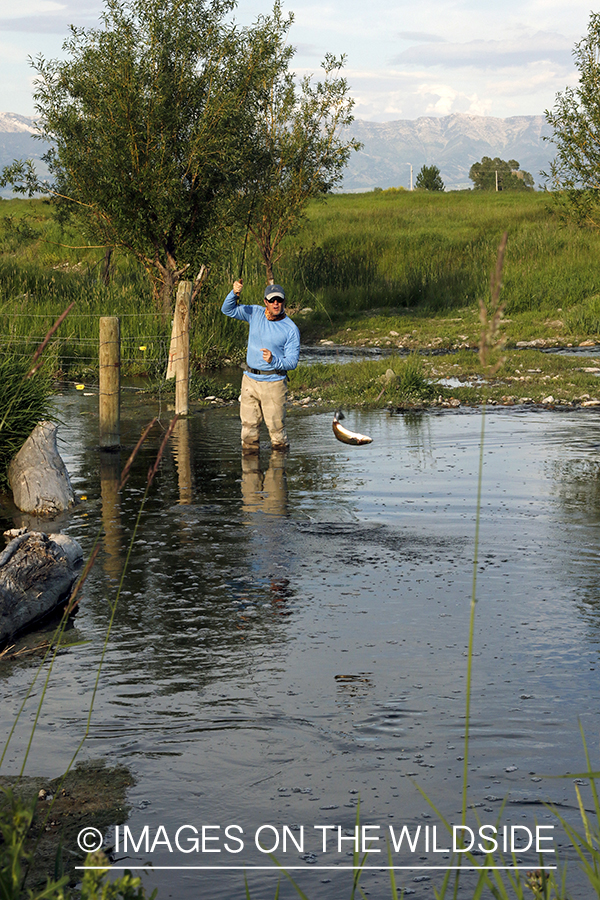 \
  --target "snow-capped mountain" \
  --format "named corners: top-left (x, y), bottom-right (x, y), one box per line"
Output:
top-left (0, 111), bottom-right (555, 194)
top-left (342, 113), bottom-right (554, 190)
